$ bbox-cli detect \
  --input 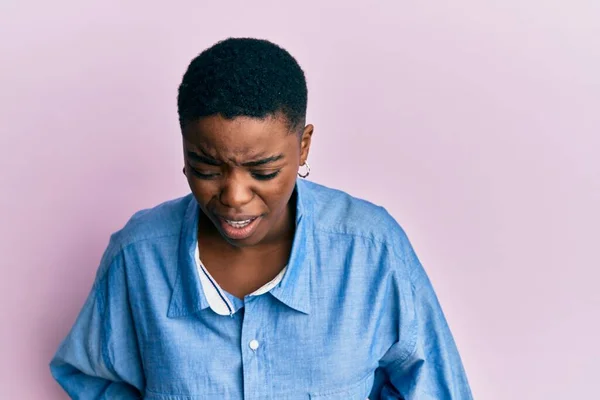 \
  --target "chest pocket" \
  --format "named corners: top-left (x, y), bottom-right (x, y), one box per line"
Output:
top-left (309, 373), bottom-right (374, 399)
